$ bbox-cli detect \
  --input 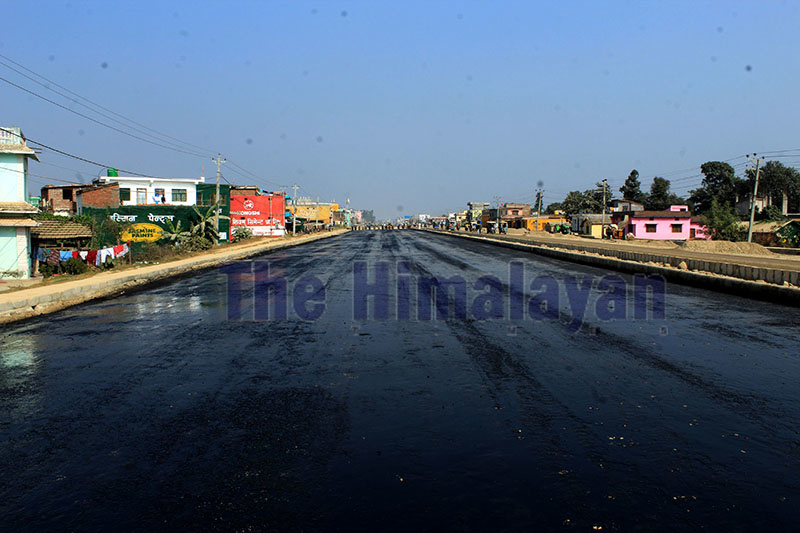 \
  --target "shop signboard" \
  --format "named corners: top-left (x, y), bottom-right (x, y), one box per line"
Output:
top-left (230, 196), bottom-right (285, 237)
